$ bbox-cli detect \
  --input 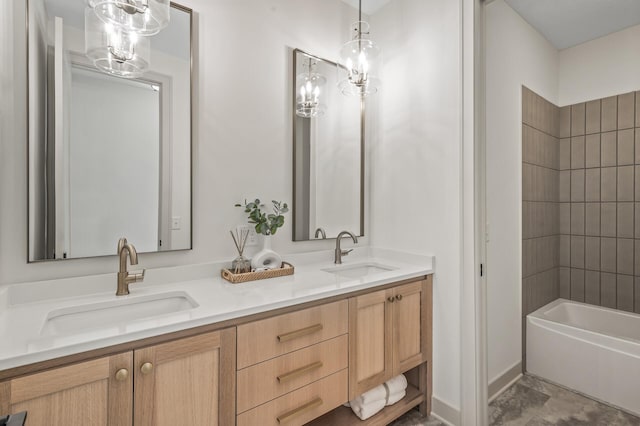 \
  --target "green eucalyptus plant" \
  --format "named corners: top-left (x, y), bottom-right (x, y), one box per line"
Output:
top-left (236, 199), bottom-right (289, 236)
